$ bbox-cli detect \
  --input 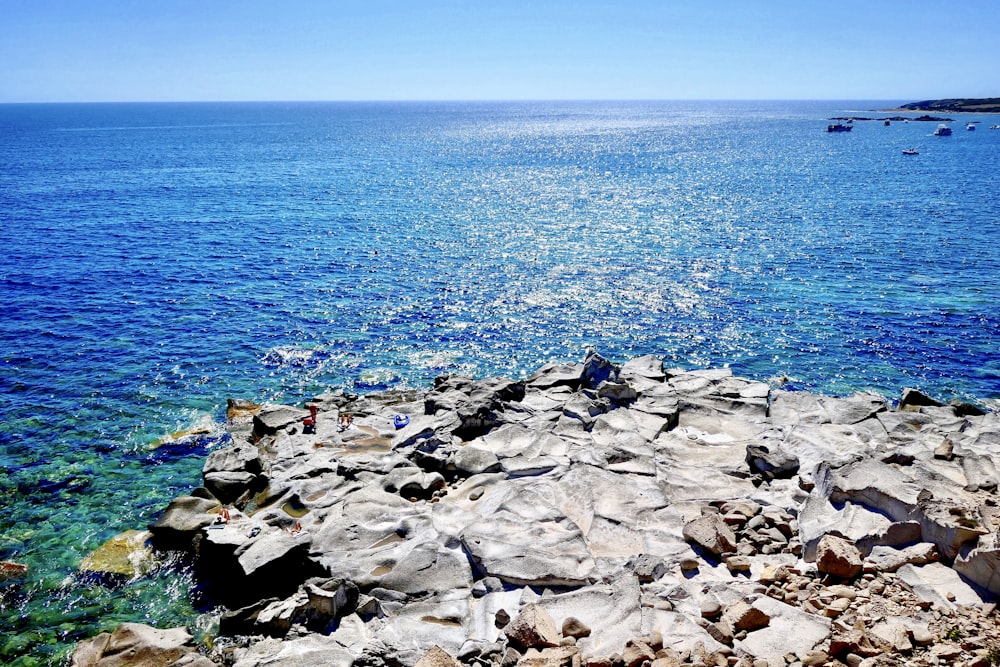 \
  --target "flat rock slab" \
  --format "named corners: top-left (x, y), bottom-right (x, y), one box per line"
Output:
top-left (735, 596), bottom-right (831, 666)
top-left (896, 562), bottom-right (986, 609)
